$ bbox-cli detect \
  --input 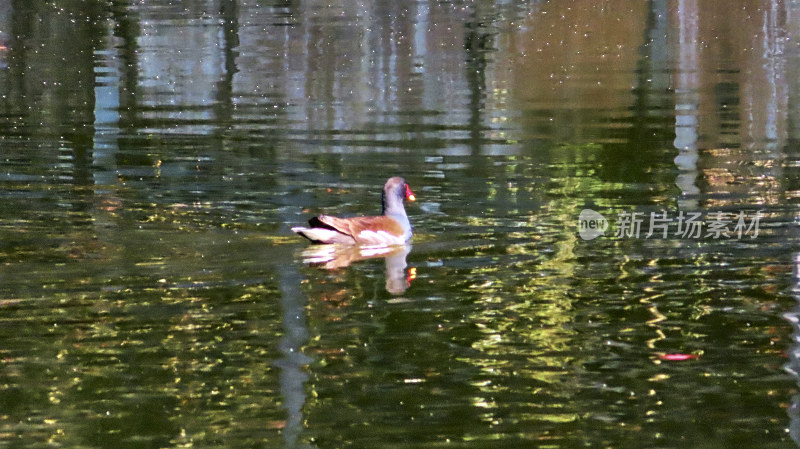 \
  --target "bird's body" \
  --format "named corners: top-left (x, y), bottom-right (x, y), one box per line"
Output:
top-left (292, 177), bottom-right (415, 246)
